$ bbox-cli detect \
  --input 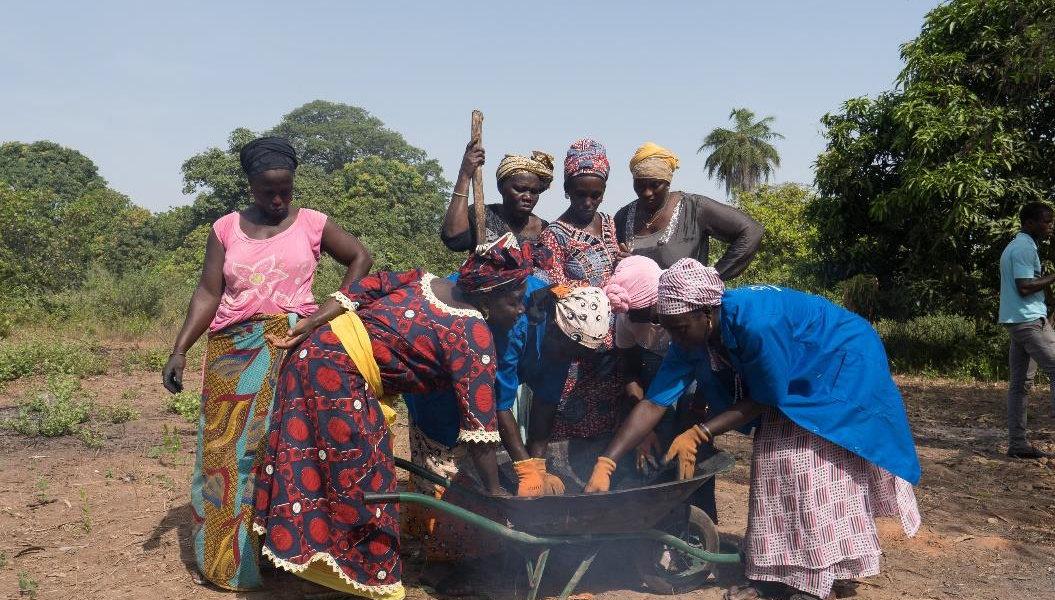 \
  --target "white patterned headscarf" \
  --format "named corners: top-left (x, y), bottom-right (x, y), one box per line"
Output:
top-left (657, 258), bottom-right (725, 315)
top-left (553, 286), bottom-right (611, 349)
